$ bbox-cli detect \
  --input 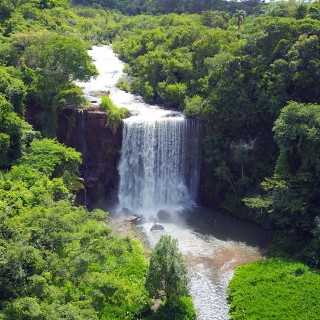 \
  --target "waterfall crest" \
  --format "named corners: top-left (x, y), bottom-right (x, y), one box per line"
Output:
top-left (118, 116), bottom-right (200, 215)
